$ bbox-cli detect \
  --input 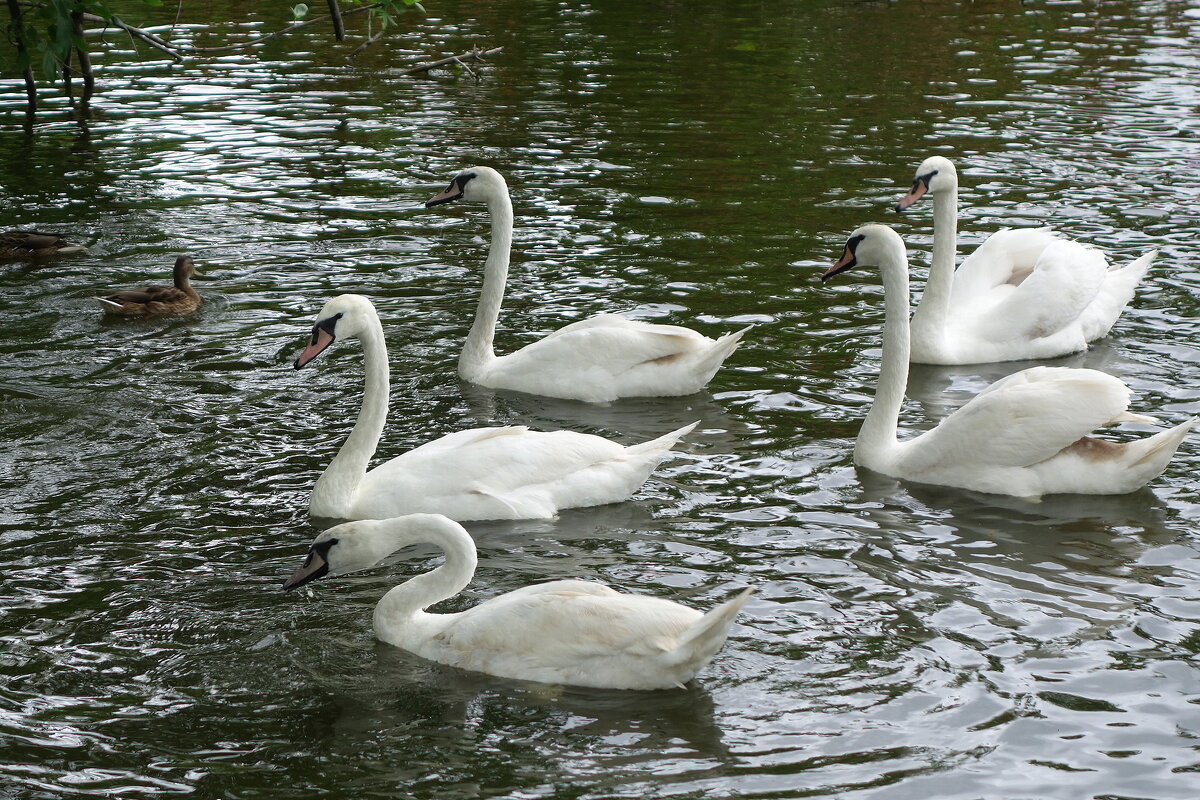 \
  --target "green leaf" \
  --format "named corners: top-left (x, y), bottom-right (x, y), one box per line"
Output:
top-left (292, 3), bottom-right (309, 20)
